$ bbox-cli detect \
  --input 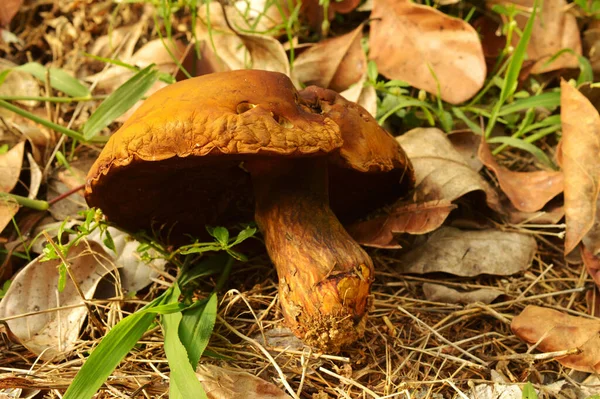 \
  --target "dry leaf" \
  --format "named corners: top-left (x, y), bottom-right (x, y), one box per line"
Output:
top-left (233, 0), bottom-right (290, 34)
top-left (196, 365), bottom-right (292, 399)
top-left (397, 227), bottom-right (536, 276)
top-left (252, 327), bottom-right (305, 351)
top-left (299, 0), bottom-right (361, 32)
top-left (0, 59), bottom-right (40, 108)
top-left (0, 196), bottom-right (18, 234)
top-left (26, 153), bottom-right (41, 200)
top-left (447, 131), bottom-right (483, 172)
top-left (348, 200), bottom-right (456, 248)
top-left (397, 128), bottom-right (503, 212)
top-left (340, 73), bottom-right (377, 117)
top-left (294, 25), bottom-right (366, 92)
top-left (505, 201), bottom-right (565, 225)
top-left (369, 0), bottom-right (486, 104)
top-left (511, 305), bottom-right (600, 373)
top-left (560, 80), bottom-right (600, 254)
top-left (582, 245), bottom-right (600, 289)
top-left (469, 370), bottom-right (534, 399)
top-left (422, 283), bottom-right (503, 305)
top-left (0, 0), bottom-right (22, 27)
top-left (584, 19), bottom-right (600, 72)
top-left (490, 0), bottom-right (581, 73)
top-left (47, 156), bottom-right (91, 221)
top-left (0, 141), bottom-right (24, 193)
top-left (0, 242), bottom-right (114, 359)
top-left (479, 140), bottom-right (563, 212)
top-left (196, 3), bottom-right (291, 77)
